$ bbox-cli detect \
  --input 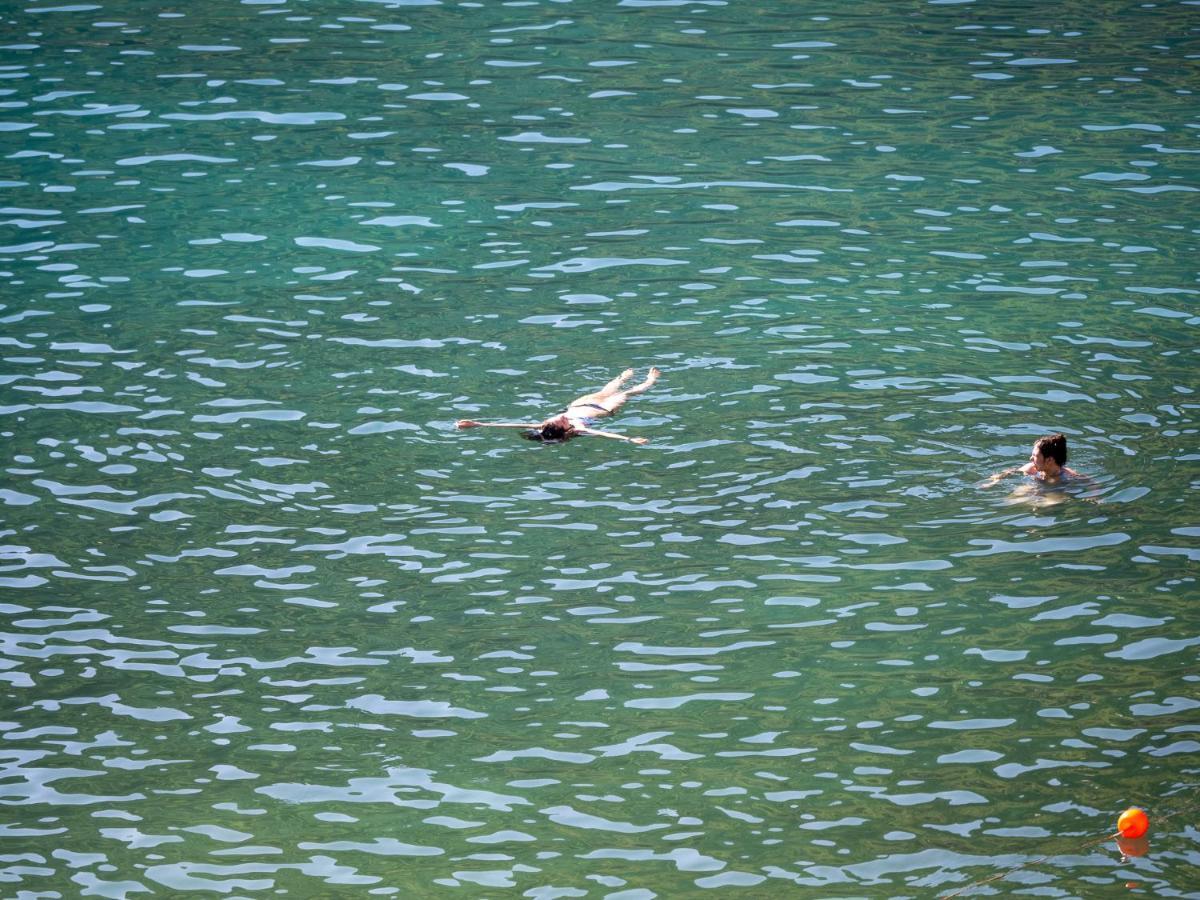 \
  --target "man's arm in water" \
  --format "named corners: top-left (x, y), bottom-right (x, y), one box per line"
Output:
top-left (982, 463), bottom-right (1032, 487)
